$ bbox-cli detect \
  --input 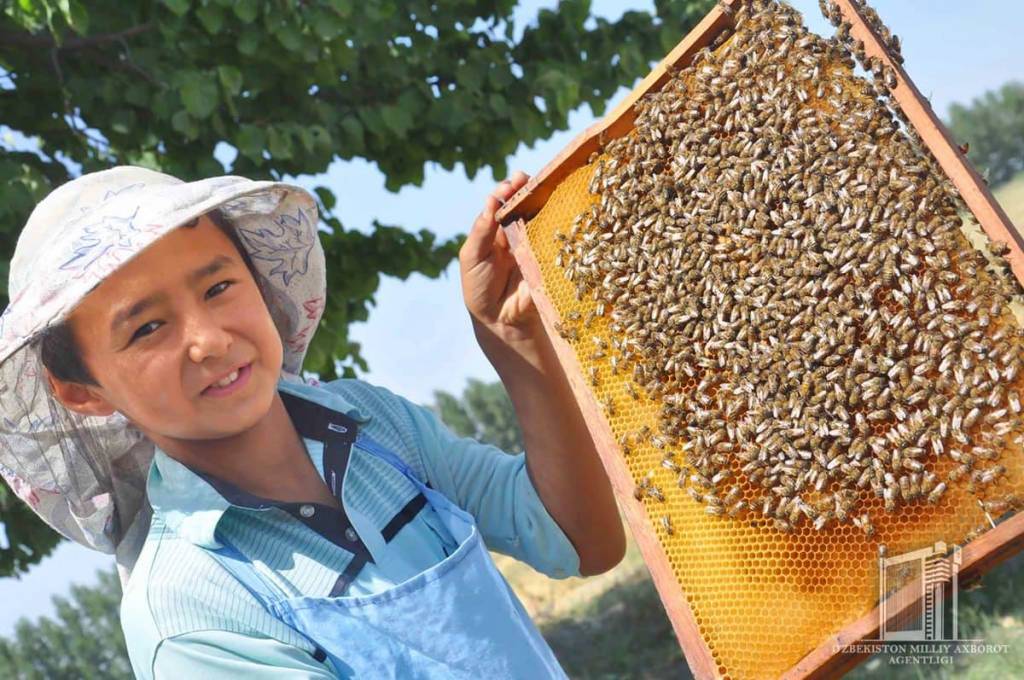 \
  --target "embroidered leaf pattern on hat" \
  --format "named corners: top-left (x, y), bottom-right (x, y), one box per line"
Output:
top-left (59, 208), bottom-right (142, 272)
top-left (238, 207), bottom-right (316, 286)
